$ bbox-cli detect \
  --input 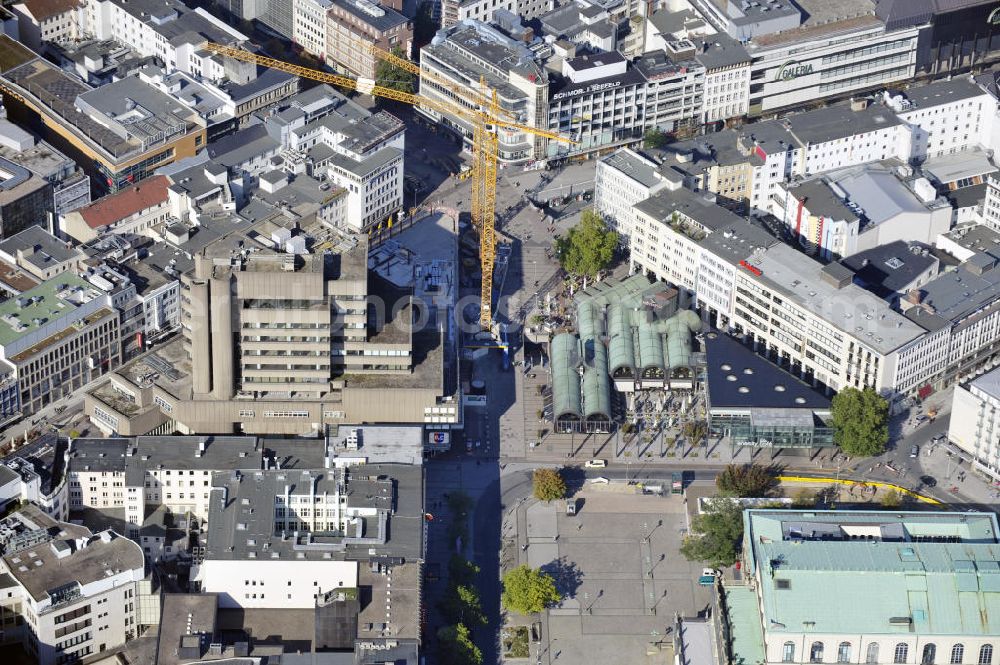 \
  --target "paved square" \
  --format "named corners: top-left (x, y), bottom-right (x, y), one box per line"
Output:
top-left (519, 490), bottom-right (713, 664)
